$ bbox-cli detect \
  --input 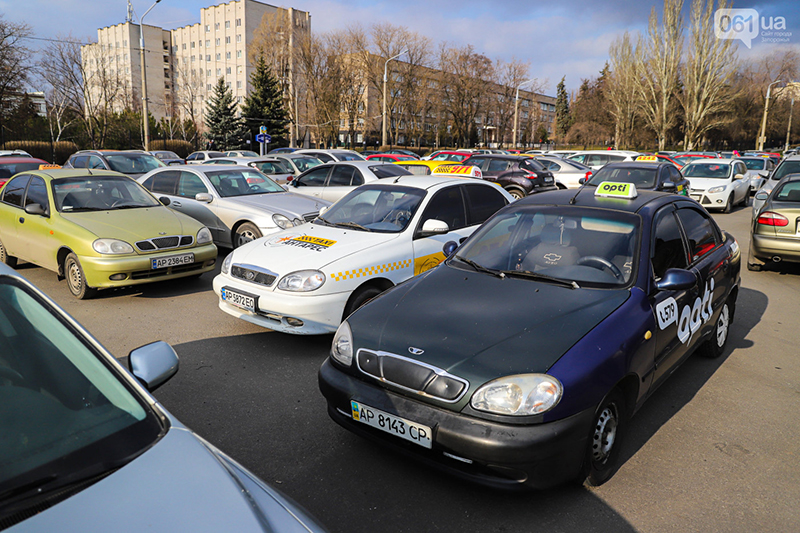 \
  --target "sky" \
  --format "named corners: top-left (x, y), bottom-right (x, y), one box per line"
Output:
top-left (2, 0), bottom-right (798, 95)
